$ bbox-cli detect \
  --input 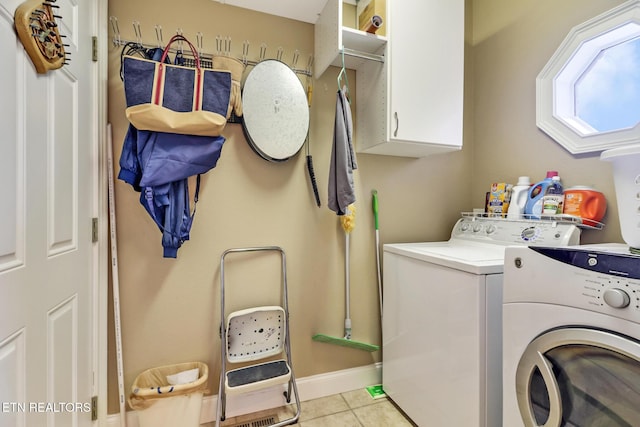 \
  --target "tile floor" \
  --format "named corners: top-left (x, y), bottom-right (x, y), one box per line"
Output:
top-left (204, 387), bottom-right (417, 427)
